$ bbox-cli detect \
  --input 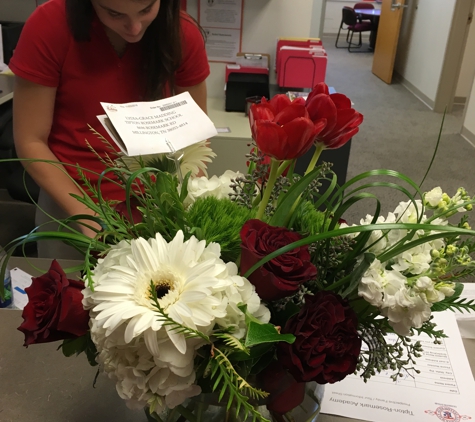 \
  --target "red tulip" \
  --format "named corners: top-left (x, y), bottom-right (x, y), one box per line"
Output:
top-left (249, 95), bottom-right (325, 160)
top-left (305, 82), bottom-right (363, 149)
